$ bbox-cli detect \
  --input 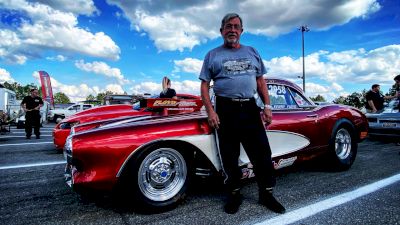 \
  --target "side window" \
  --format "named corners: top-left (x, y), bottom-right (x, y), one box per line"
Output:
top-left (288, 88), bottom-right (311, 107)
top-left (268, 84), bottom-right (297, 109)
top-left (69, 105), bottom-right (80, 111)
top-left (83, 105), bottom-right (92, 110)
